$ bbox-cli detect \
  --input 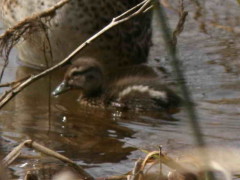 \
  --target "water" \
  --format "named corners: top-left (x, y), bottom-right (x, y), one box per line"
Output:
top-left (0, 1), bottom-right (240, 179)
